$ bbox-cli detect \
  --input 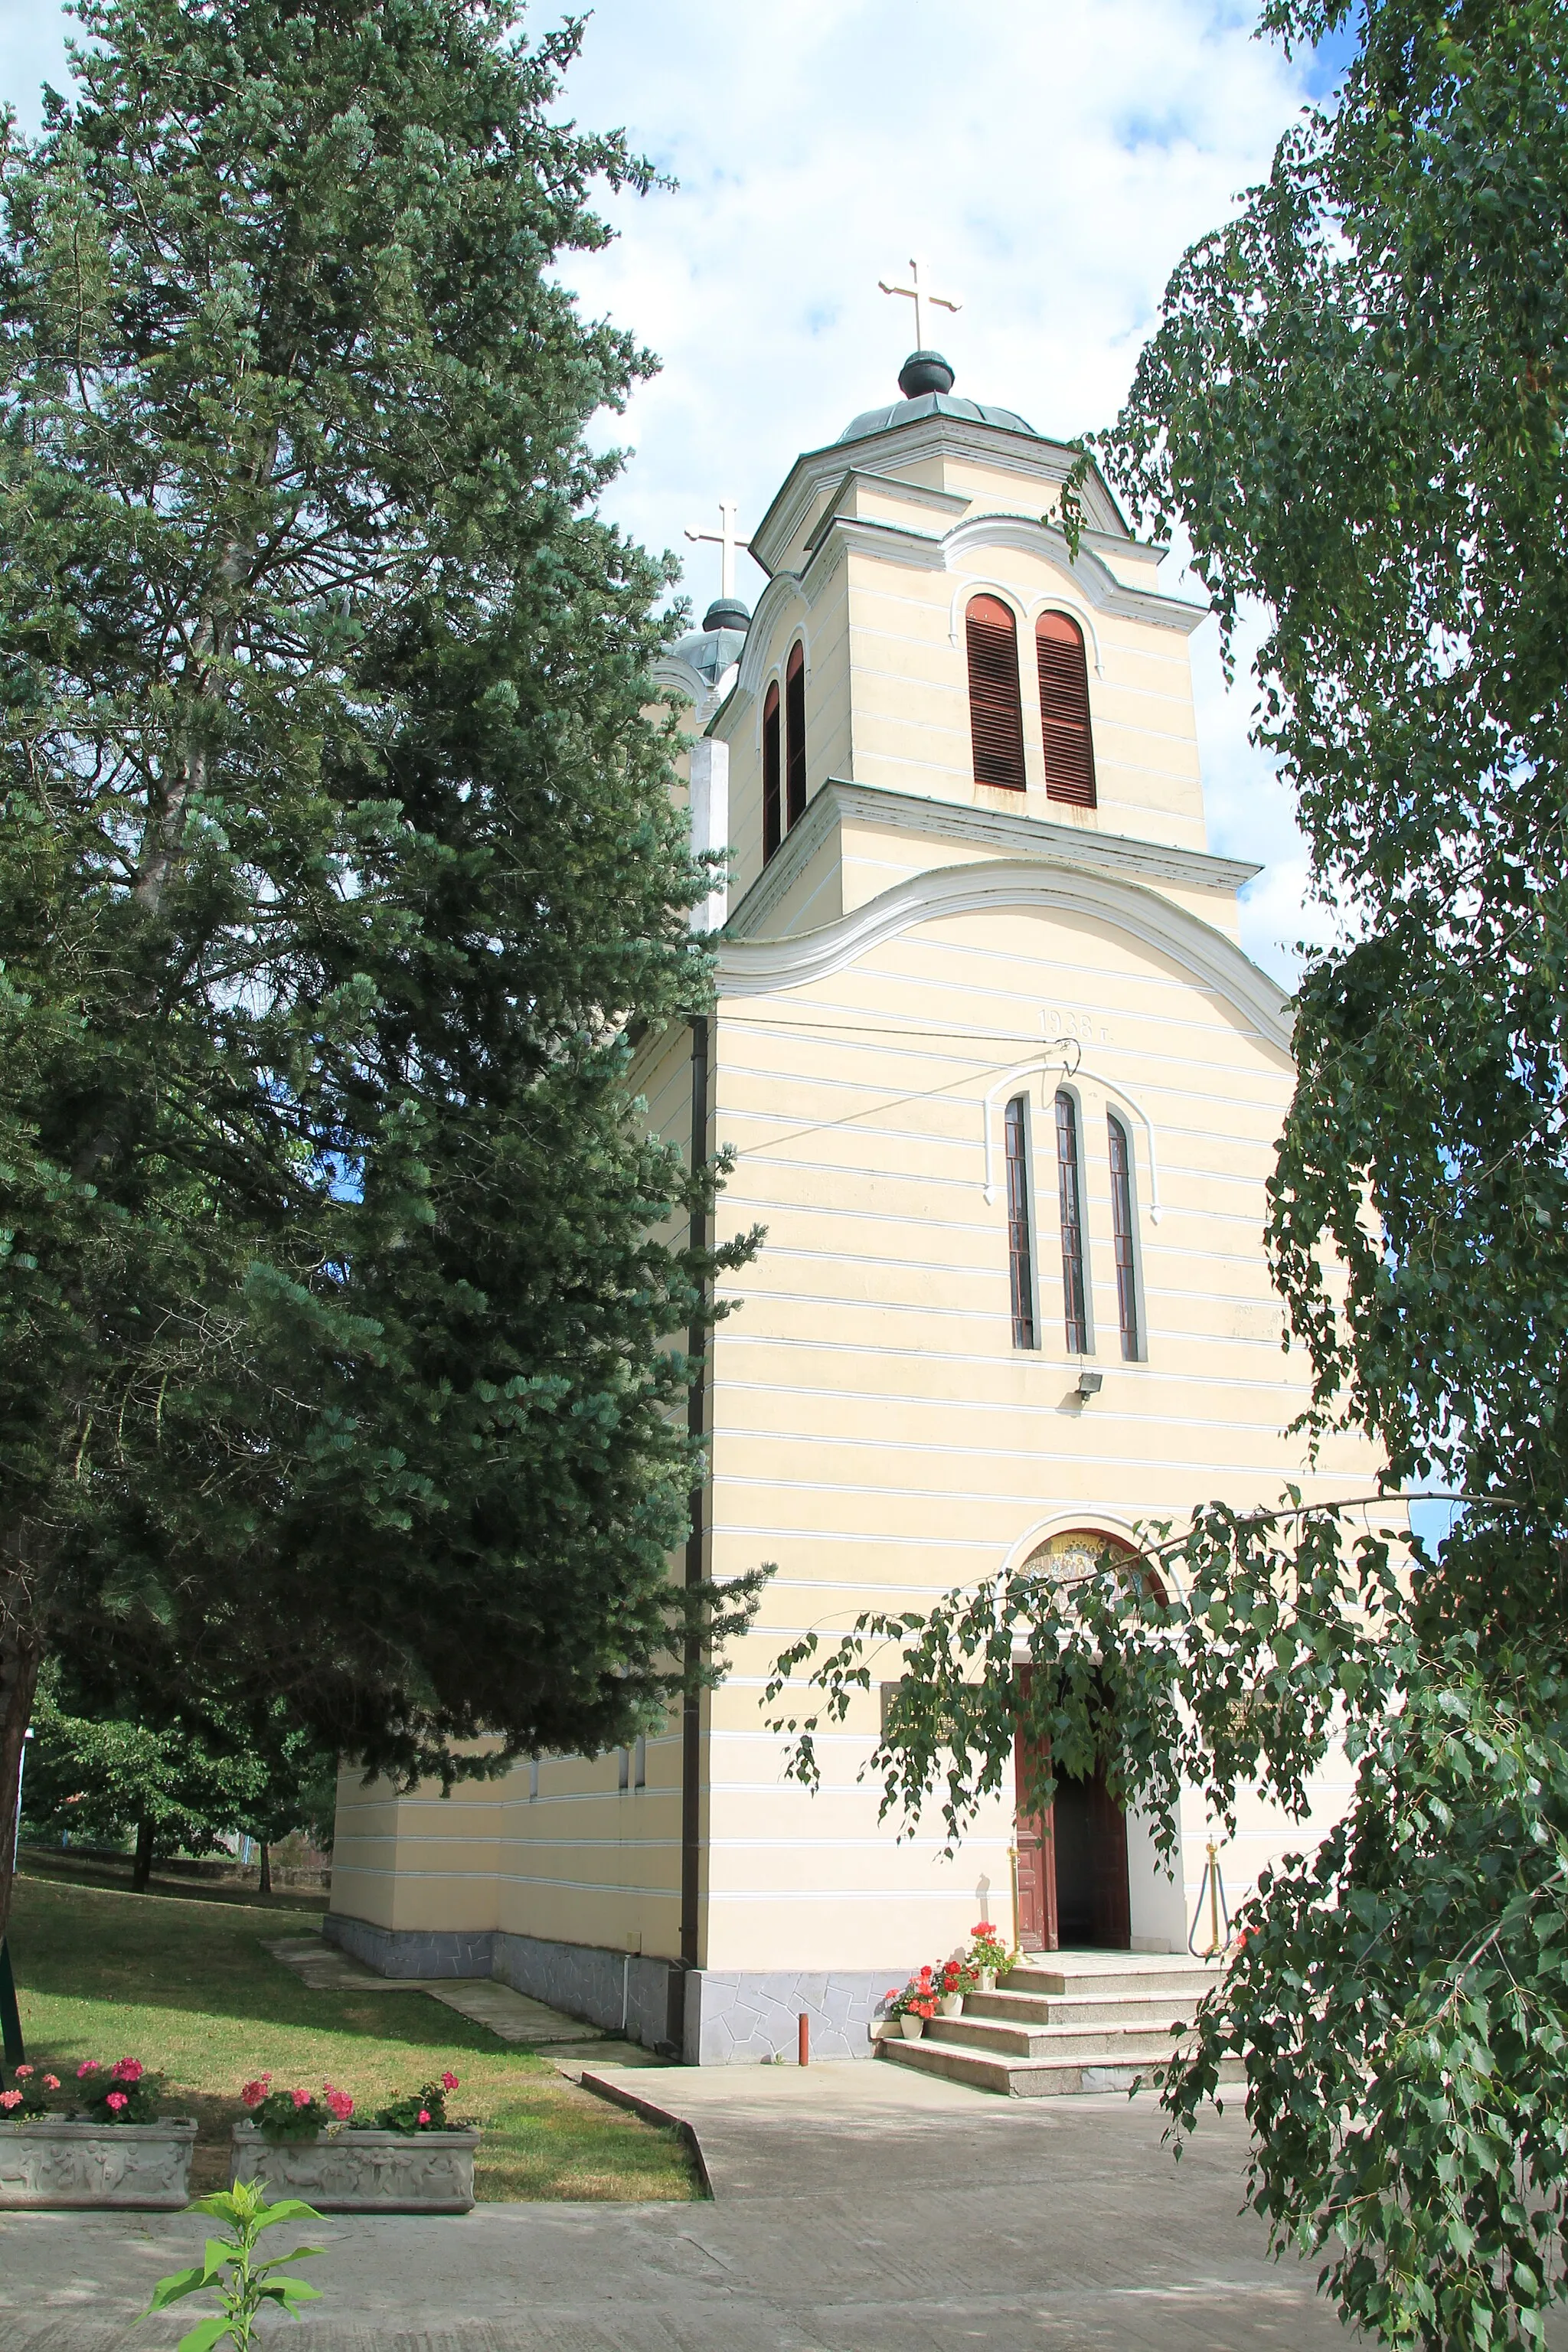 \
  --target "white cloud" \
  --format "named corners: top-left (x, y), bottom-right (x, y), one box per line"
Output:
top-left (0, 0), bottom-right (1335, 979)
